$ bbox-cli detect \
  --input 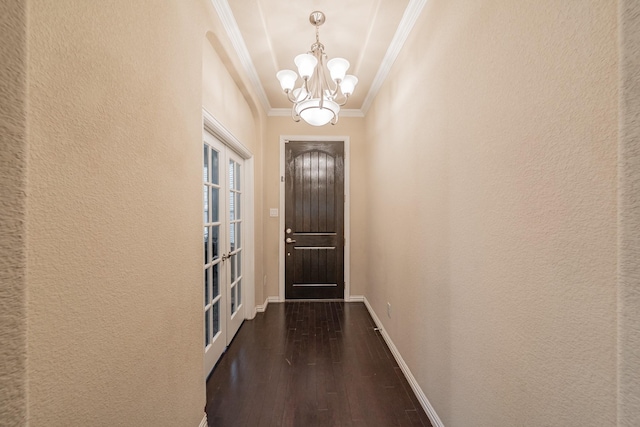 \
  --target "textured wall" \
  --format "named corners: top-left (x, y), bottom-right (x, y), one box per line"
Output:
top-left (363, 1), bottom-right (618, 425)
top-left (619, 0), bottom-right (640, 424)
top-left (202, 33), bottom-right (266, 309)
top-left (264, 116), bottom-right (367, 300)
top-left (23, 1), bottom-right (263, 425)
top-left (203, 33), bottom-right (257, 151)
top-left (0, 2), bottom-right (27, 425)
